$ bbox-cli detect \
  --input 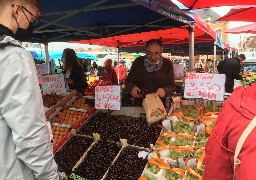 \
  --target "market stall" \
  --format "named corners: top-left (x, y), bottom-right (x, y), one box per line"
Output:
top-left (43, 87), bottom-right (223, 180)
top-left (40, 69), bottom-right (229, 180)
